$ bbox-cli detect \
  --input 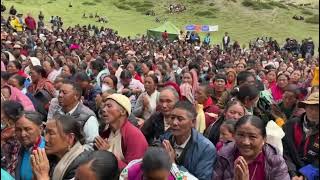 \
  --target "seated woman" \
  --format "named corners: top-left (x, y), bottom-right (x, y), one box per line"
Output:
top-left (213, 115), bottom-right (290, 180)
top-left (75, 150), bottom-right (119, 180)
top-left (120, 147), bottom-right (196, 180)
top-left (1, 85), bottom-right (35, 111)
top-left (27, 65), bottom-right (56, 98)
top-left (30, 114), bottom-right (90, 180)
